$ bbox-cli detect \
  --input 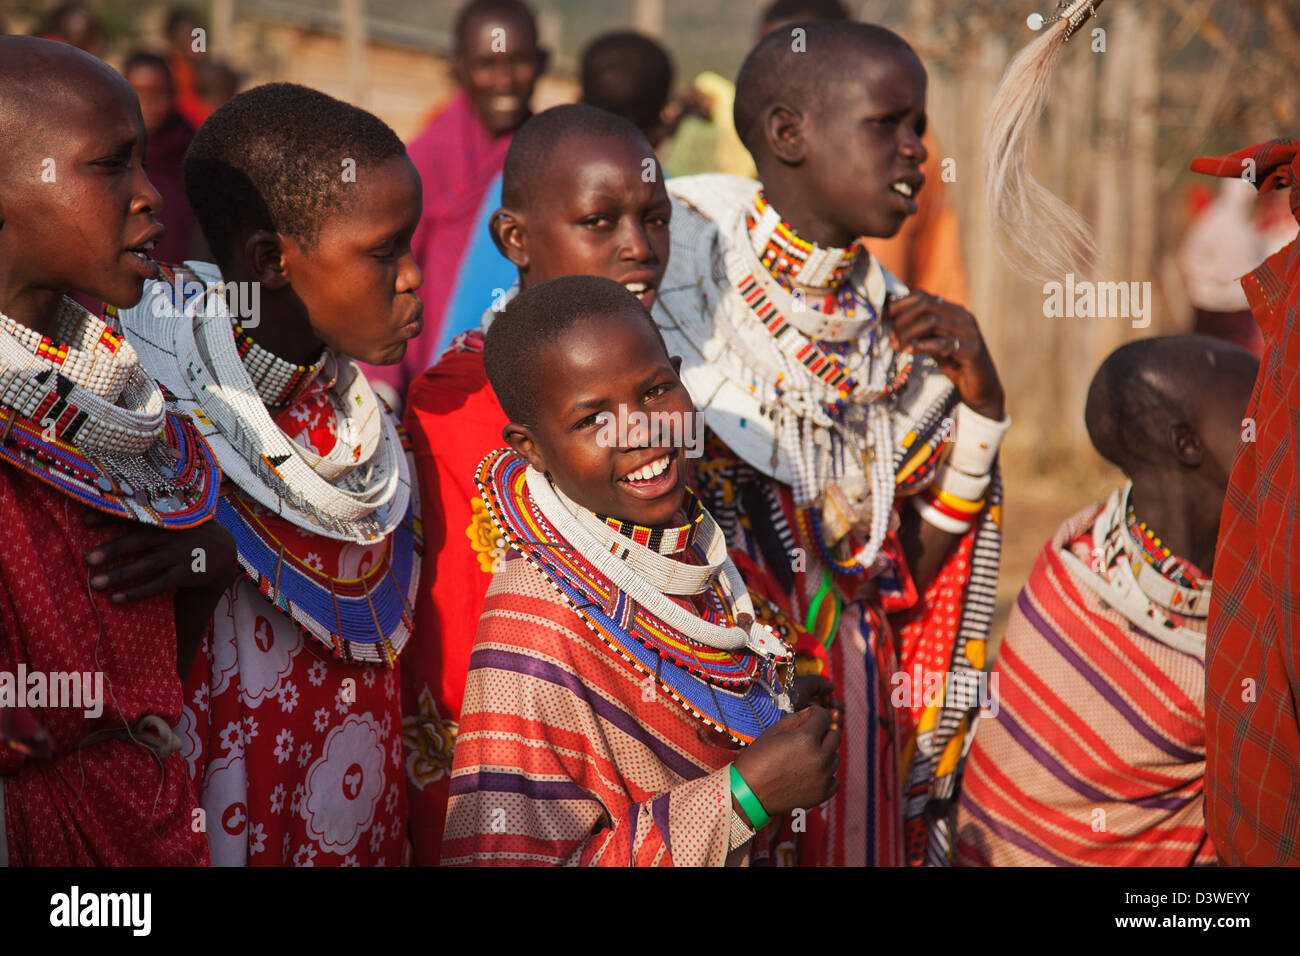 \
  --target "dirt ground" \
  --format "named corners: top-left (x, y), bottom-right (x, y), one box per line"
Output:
top-left (988, 441), bottom-right (1124, 661)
